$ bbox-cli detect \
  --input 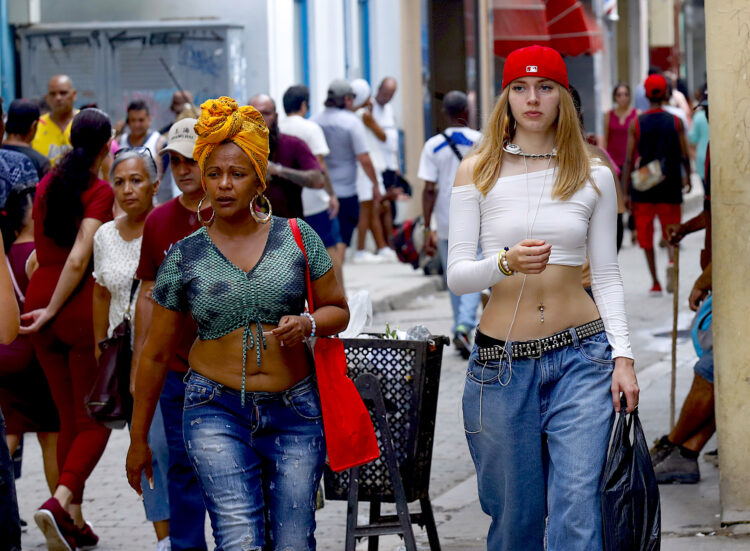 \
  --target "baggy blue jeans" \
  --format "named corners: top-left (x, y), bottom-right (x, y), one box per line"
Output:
top-left (463, 329), bottom-right (615, 551)
top-left (438, 239), bottom-right (481, 334)
top-left (161, 371), bottom-right (208, 550)
top-left (182, 371), bottom-right (326, 551)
